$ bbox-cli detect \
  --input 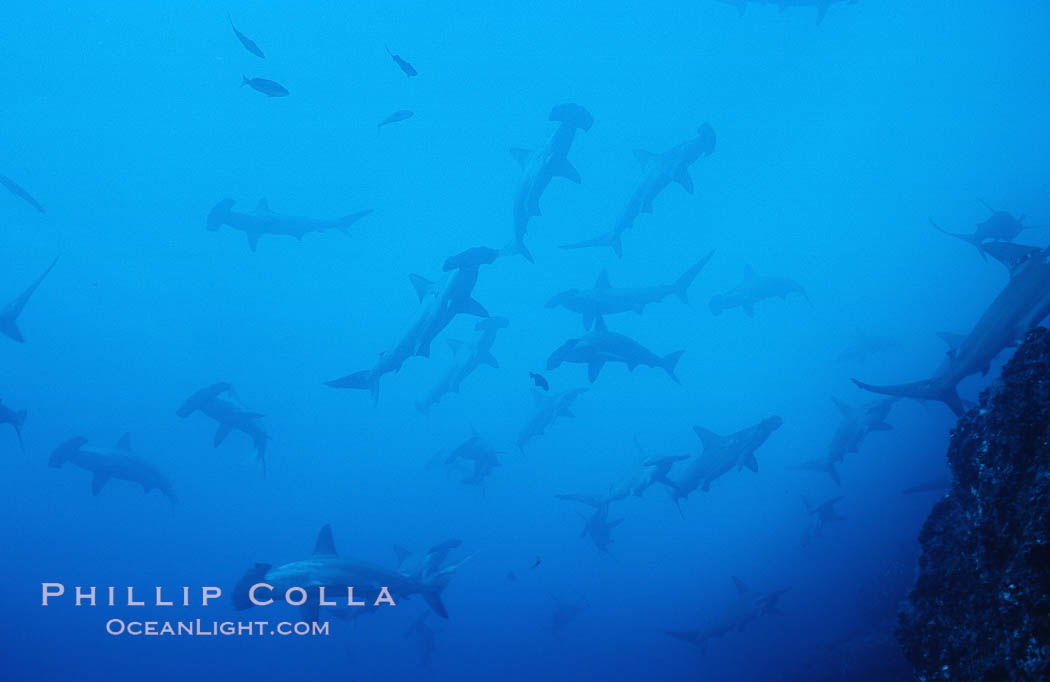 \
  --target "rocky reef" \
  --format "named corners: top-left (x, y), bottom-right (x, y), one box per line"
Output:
top-left (897, 327), bottom-right (1050, 681)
